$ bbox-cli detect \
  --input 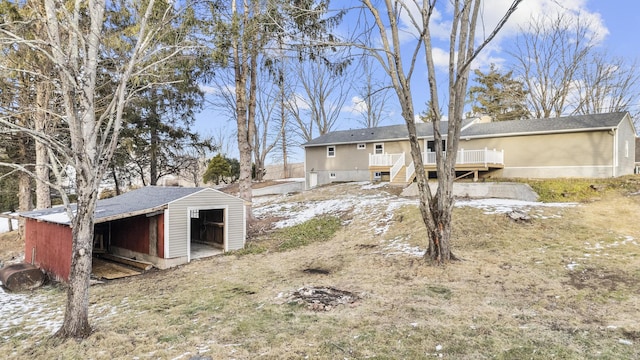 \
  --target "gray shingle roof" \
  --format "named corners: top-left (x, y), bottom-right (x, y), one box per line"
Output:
top-left (303, 112), bottom-right (630, 146)
top-left (302, 121), bottom-right (451, 147)
top-left (21, 186), bottom-right (207, 225)
top-left (460, 112), bottom-right (628, 138)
